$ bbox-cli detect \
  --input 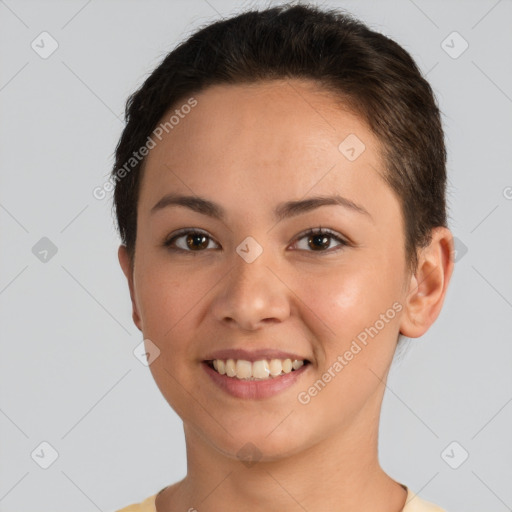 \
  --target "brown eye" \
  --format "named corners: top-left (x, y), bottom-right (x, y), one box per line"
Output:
top-left (292, 227), bottom-right (348, 253)
top-left (307, 232), bottom-right (331, 251)
top-left (185, 232), bottom-right (209, 250)
top-left (164, 230), bottom-right (219, 252)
